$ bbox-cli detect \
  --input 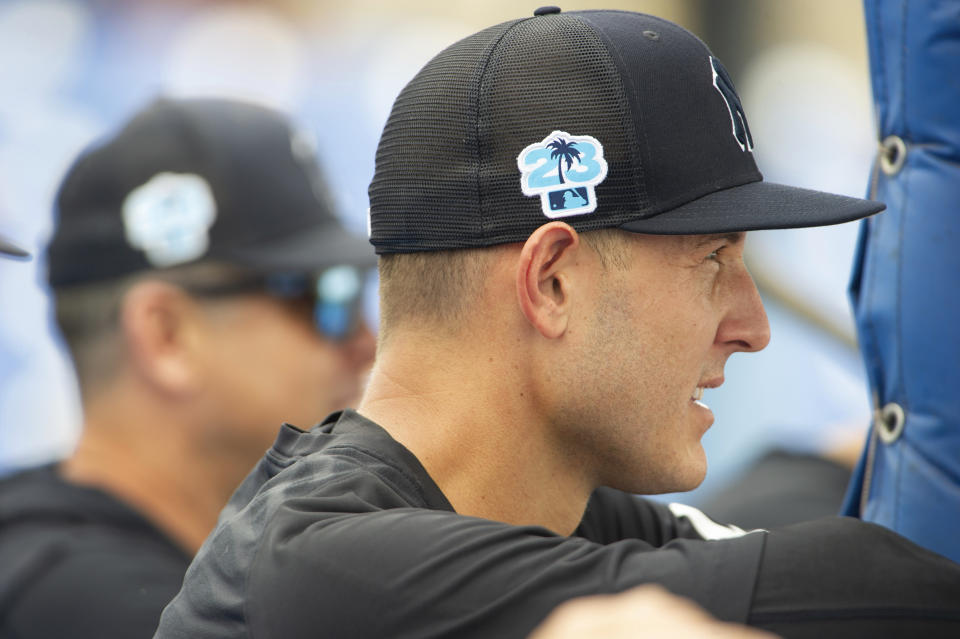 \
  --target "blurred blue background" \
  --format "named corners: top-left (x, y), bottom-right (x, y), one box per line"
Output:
top-left (0, 0), bottom-right (877, 505)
